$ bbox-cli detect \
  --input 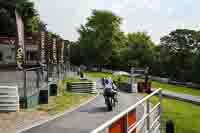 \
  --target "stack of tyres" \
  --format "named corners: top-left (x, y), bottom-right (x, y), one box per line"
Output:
top-left (137, 82), bottom-right (151, 93)
top-left (39, 90), bottom-right (48, 104)
top-left (49, 84), bottom-right (58, 96)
